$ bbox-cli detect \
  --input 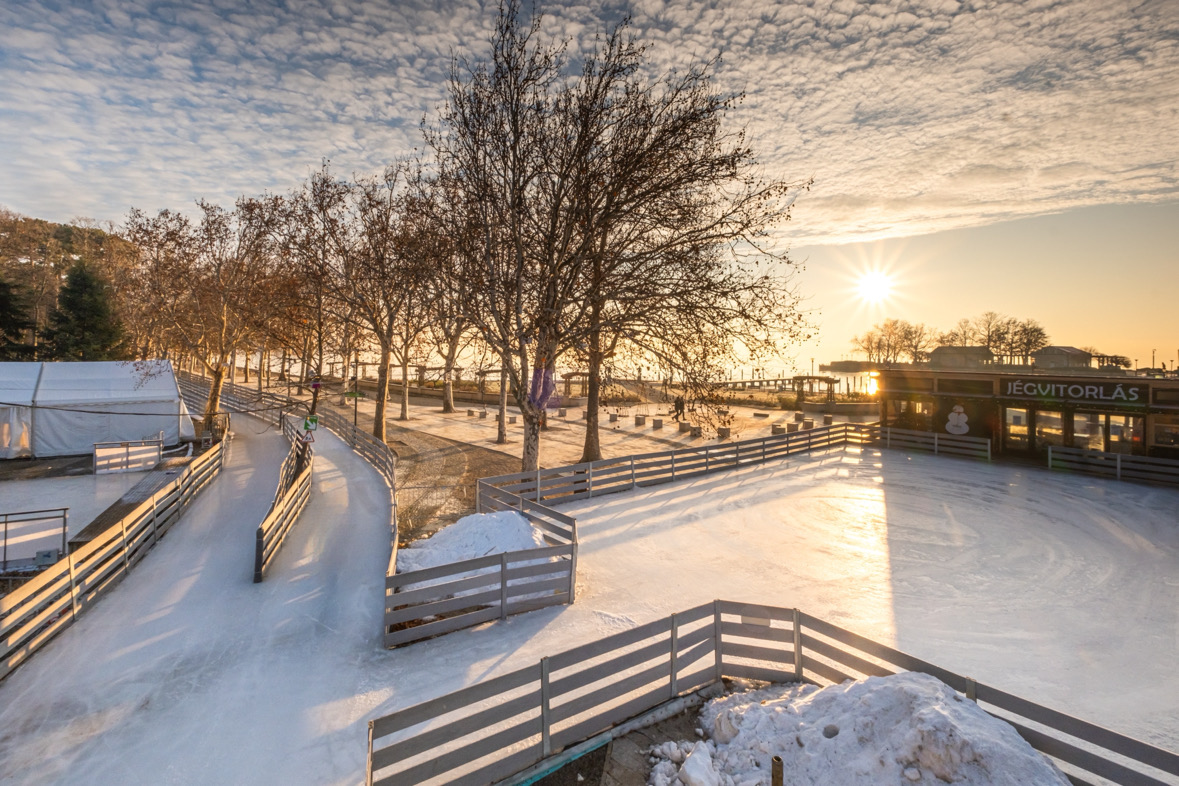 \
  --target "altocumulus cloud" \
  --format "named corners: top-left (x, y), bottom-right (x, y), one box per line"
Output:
top-left (1, 0), bottom-right (1176, 244)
